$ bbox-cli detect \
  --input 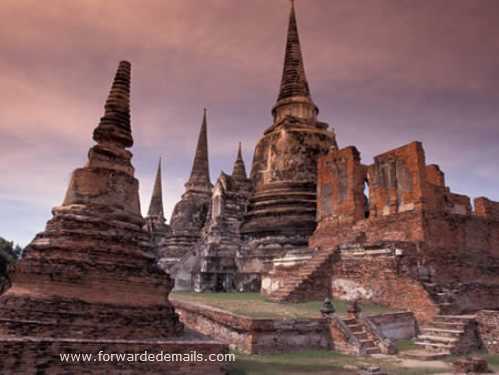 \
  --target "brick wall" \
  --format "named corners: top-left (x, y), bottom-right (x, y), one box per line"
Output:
top-left (331, 246), bottom-right (438, 322)
top-left (309, 140), bottom-right (499, 318)
top-left (477, 310), bottom-right (499, 353)
top-left (0, 337), bottom-right (228, 374)
top-left (475, 197), bottom-right (499, 221)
